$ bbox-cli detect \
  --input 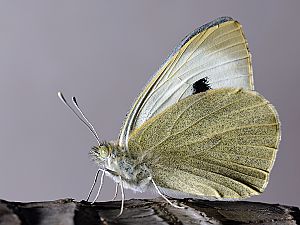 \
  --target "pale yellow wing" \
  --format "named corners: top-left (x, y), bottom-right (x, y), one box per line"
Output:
top-left (119, 17), bottom-right (253, 149)
top-left (128, 88), bottom-right (280, 198)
